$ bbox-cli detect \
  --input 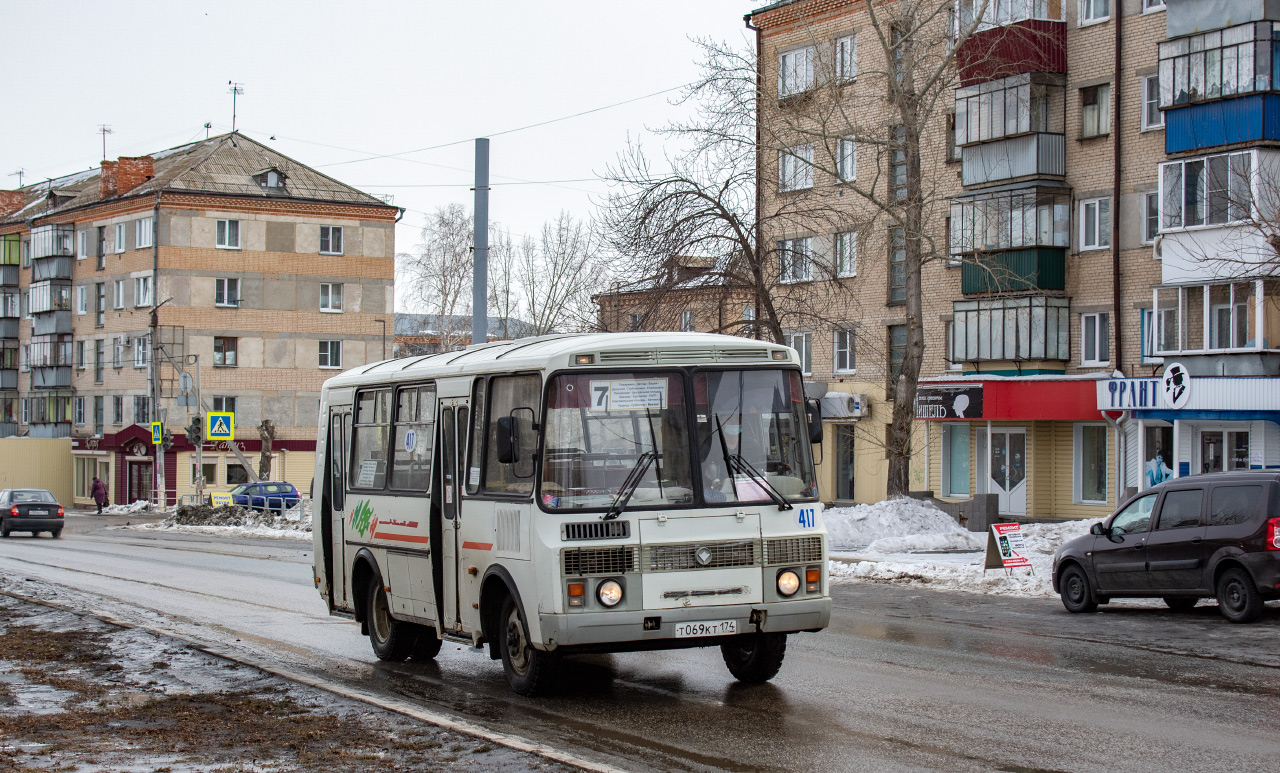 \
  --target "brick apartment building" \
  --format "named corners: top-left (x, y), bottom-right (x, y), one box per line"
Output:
top-left (0, 132), bottom-right (398, 506)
